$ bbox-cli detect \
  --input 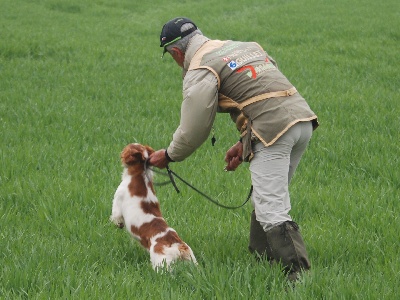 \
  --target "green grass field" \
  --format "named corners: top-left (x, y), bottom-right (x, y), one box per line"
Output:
top-left (1, 0), bottom-right (399, 298)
